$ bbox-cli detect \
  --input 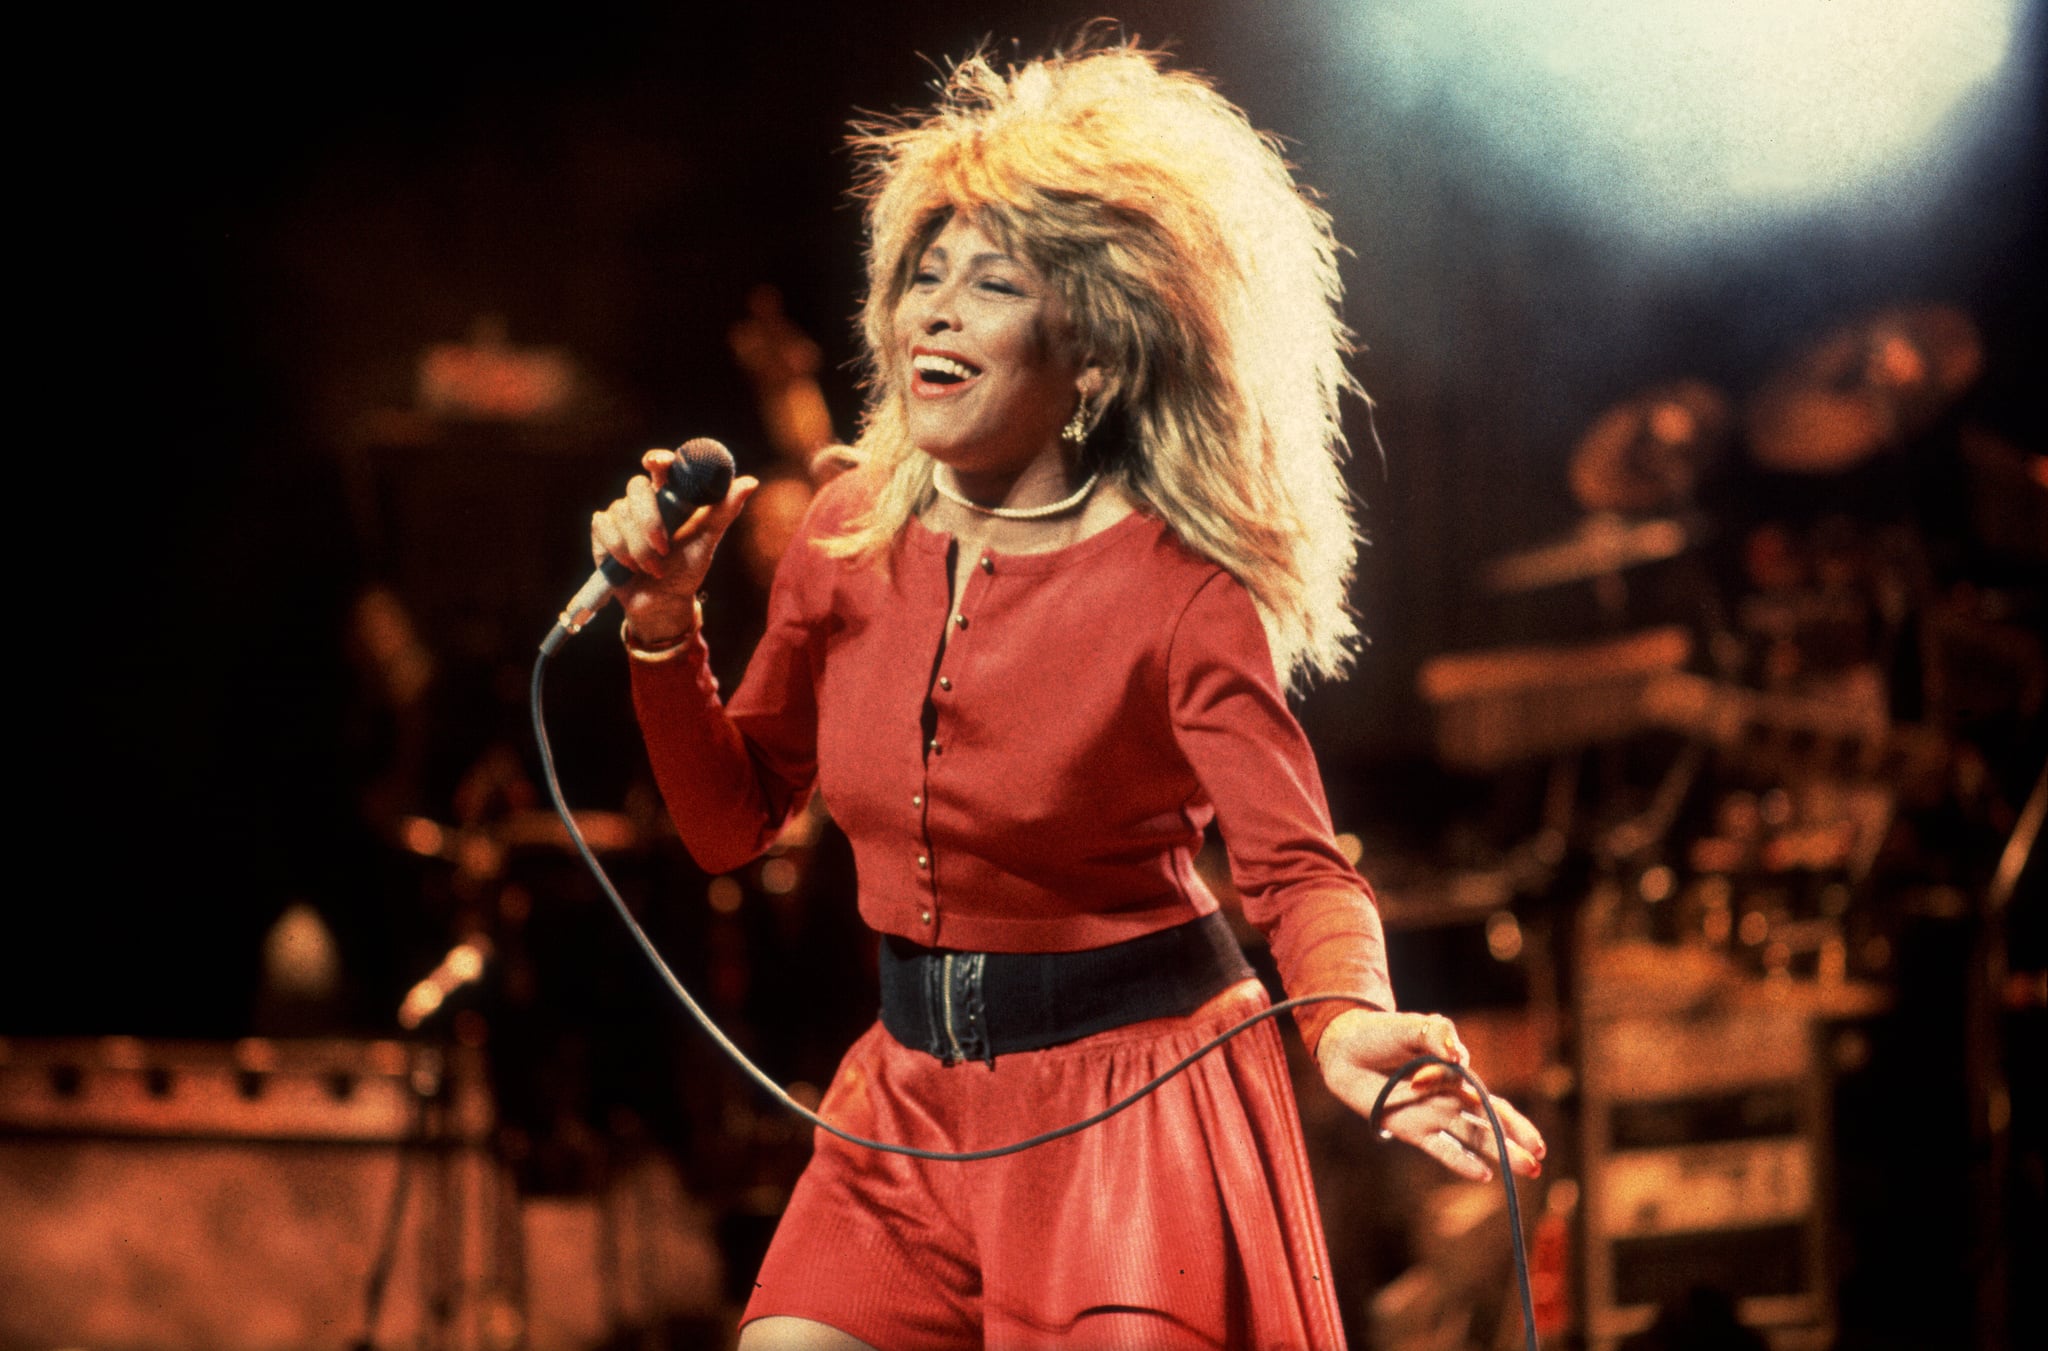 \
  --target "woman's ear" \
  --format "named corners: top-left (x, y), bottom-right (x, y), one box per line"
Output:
top-left (1077, 364), bottom-right (1106, 403)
